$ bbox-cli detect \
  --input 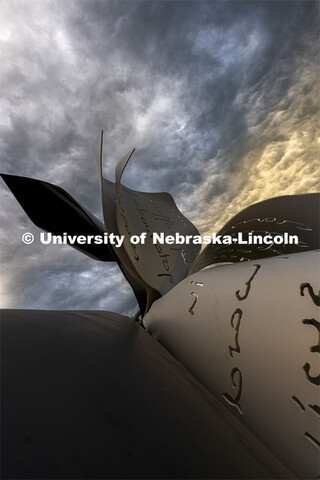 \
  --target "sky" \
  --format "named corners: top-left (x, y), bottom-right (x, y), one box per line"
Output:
top-left (0, 0), bottom-right (319, 315)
